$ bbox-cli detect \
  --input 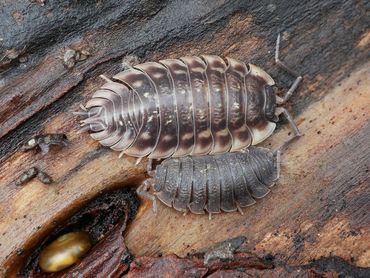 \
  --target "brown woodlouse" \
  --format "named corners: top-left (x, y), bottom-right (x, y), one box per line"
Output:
top-left (76, 34), bottom-right (302, 160)
top-left (14, 167), bottom-right (53, 186)
top-left (137, 146), bottom-right (282, 218)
